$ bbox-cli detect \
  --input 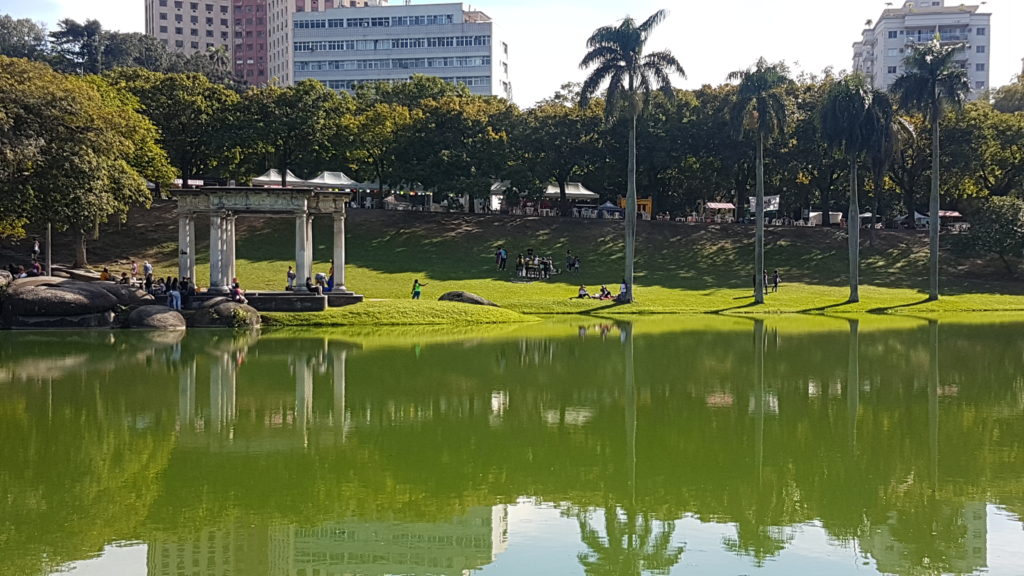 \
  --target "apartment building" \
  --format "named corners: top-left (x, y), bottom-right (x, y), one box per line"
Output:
top-left (232, 0), bottom-right (269, 85)
top-left (291, 2), bottom-right (512, 98)
top-left (144, 0), bottom-right (233, 55)
top-left (267, 0), bottom-right (383, 86)
top-left (852, 0), bottom-right (991, 99)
